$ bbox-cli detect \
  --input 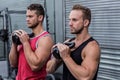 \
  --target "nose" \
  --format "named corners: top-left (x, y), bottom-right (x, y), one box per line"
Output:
top-left (26, 17), bottom-right (28, 21)
top-left (69, 20), bottom-right (72, 26)
top-left (26, 17), bottom-right (29, 22)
